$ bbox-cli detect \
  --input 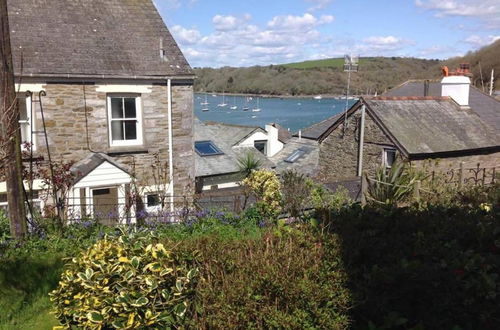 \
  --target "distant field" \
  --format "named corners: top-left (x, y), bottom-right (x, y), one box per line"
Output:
top-left (282, 57), bottom-right (346, 69)
top-left (282, 57), bottom-right (372, 69)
